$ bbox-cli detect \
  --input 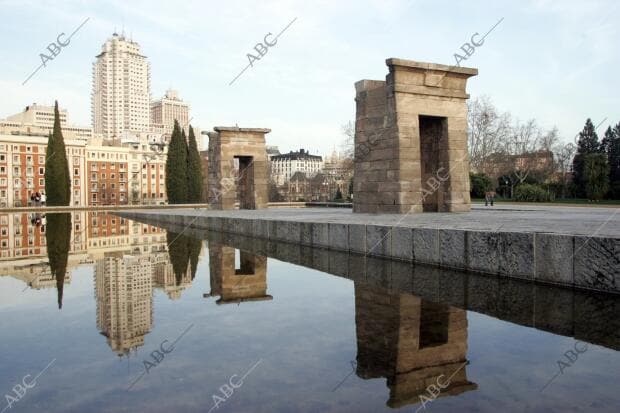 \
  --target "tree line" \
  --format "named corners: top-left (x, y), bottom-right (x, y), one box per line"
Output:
top-left (467, 96), bottom-right (619, 201)
top-left (165, 119), bottom-right (204, 204)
